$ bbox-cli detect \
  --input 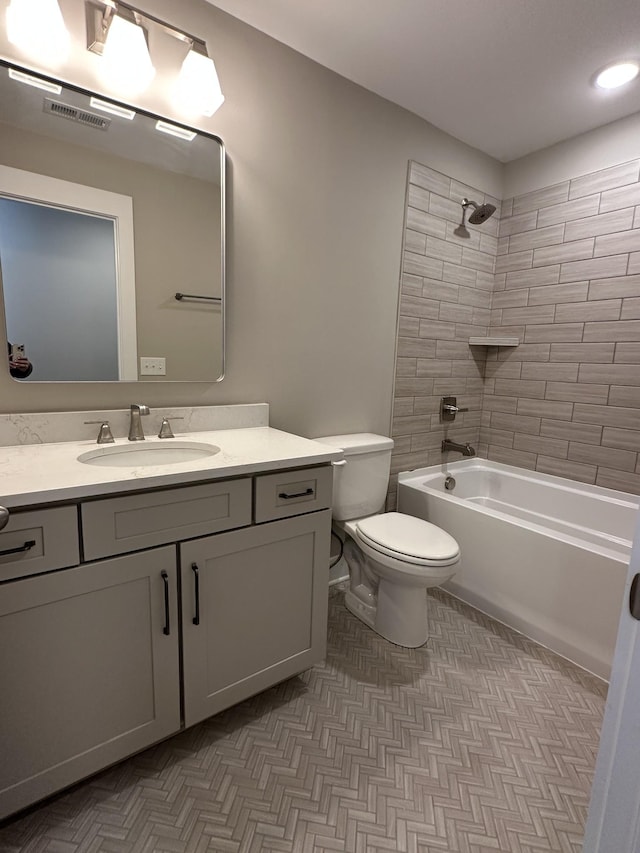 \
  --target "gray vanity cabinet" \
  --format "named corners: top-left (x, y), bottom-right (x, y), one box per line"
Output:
top-left (181, 510), bottom-right (331, 726)
top-left (0, 547), bottom-right (181, 818)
